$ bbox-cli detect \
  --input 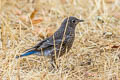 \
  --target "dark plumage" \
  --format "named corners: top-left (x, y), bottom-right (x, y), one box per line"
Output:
top-left (16, 16), bottom-right (84, 68)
